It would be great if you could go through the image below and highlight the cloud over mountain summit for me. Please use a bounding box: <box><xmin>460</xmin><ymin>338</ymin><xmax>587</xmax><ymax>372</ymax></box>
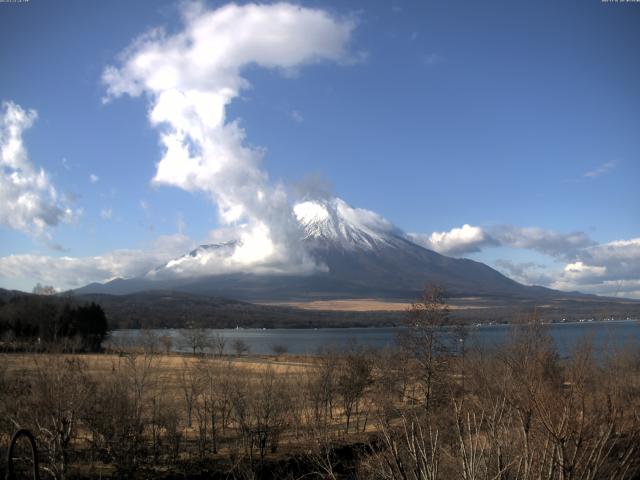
<box><xmin>103</xmin><ymin>2</ymin><xmax>355</xmax><ymax>276</ymax></box>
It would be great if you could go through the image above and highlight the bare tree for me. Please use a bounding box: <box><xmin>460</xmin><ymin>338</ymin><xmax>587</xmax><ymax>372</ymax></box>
<box><xmin>180</xmin><ymin>326</ymin><xmax>211</xmax><ymax>355</ymax></box>
<box><xmin>83</xmin><ymin>351</ymin><xmax>158</xmax><ymax>476</ymax></box>
<box><xmin>232</xmin><ymin>338</ymin><xmax>250</xmax><ymax>357</ymax></box>
<box><xmin>307</xmin><ymin>348</ymin><xmax>339</xmax><ymax>428</ymax></box>
<box><xmin>140</xmin><ymin>329</ymin><xmax>159</xmax><ymax>354</ymax></box>
<box><xmin>212</xmin><ymin>332</ymin><xmax>226</xmax><ymax>357</ymax></box>
<box><xmin>401</xmin><ymin>284</ymin><xmax>450</xmax><ymax>411</ymax></box>
<box><xmin>364</xmin><ymin>411</ymin><xmax>440</xmax><ymax>480</ymax></box>
<box><xmin>271</xmin><ymin>343</ymin><xmax>288</xmax><ymax>359</ymax></box>
<box><xmin>337</xmin><ymin>344</ymin><xmax>373</xmax><ymax>433</ymax></box>
<box><xmin>230</xmin><ymin>366</ymin><xmax>291</xmax><ymax>463</ymax></box>
<box><xmin>30</xmin><ymin>356</ymin><xmax>94</xmax><ymax>480</ymax></box>
<box><xmin>373</xmin><ymin>346</ymin><xmax>411</xmax><ymax>413</ymax></box>
<box><xmin>178</xmin><ymin>360</ymin><xmax>202</xmax><ymax>428</ymax></box>
<box><xmin>192</xmin><ymin>358</ymin><xmax>234</xmax><ymax>456</ymax></box>
<box><xmin>159</xmin><ymin>334</ymin><xmax>173</xmax><ymax>355</ymax></box>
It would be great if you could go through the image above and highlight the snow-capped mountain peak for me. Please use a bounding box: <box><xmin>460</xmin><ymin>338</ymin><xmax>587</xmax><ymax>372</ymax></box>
<box><xmin>293</xmin><ymin>197</ymin><xmax>402</xmax><ymax>250</ymax></box>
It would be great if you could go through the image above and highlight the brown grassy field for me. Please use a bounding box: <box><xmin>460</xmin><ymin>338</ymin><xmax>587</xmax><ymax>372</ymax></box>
<box><xmin>1</xmin><ymin>351</ymin><xmax>316</xmax><ymax>377</ymax></box>
<box><xmin>261</xmin><ymin>297</ymin><xmax>492</xmax><ymax>311</ymax></box>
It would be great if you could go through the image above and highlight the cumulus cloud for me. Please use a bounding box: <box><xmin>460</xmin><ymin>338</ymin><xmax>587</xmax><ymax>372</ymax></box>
<box><xmin>496</xmin><ymin>235</ymin><xmax>640</xmax><ymax>292</ymax></box>
<box><xmin>0</xmin><ymin>234</ymin><xmax>195</xmax><ymax>290</ymax></box>
<box><xmin>89</xmin><ymin>174</ymin><xmax>99</xmax><ymax>183</ymax></box>
<box><xmin>551</xmin><ymin>238</ymin><xmax>640</xmax><ymax>296</ymax></box>
<box><xmin>582</xmin><ymin>238</ymin><xmax>640</xmax><ymax>280</ymax></box>
<box><xmin>560</xmin><ymin>261</ymin><xmax>607</xmax><ymax>283</ymax></box>
<box><xmin>0</xmin><ymin>101</ymin><xmax>74</xmax><ymax>237</ymax></box>
<box><xmin>102</xmin><ymin>2</ymin><xmax>354</xmax><ymax>276</ymax></box>
<box><xmin>492</xmin><ymin>235</ymin><xmax>640</xmax><ymax>298</ymax></box>
<box><xmin>409</xmin><ymin>223</ymin><xmax>640</xmax><ymax>297</ymax></box>
<box><xmin>408</xmin><ymin>224</ymin><xmax>497</xmax><ymax>256</ymax></box>
<box><xmin>410</xmin><ymin>223</ymin><xmax>594</xmax><ymax>259</ymax></box>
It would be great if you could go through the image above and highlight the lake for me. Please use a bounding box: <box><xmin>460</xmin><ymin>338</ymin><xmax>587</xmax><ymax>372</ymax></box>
<box><xmin>110</xmin><ymin>319</ymin><xmax>640</xmax><ymax>357</ymax></box>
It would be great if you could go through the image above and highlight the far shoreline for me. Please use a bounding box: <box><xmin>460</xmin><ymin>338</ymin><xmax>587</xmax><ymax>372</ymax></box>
<box><xmin>110</xmin><ymin>317</ymin><xmax>639</xmax><ymax>331</ymax></box>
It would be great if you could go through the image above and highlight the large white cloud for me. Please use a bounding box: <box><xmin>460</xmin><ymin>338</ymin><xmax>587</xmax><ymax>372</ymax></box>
<box><xmin>0</xmin><ymin>234</ymin><xmax>195</xmax><ymax>290</ymax></box>
<box><xmin>581</xmin><ymin>238</ymin><xmax>640</xmax><ymax>281</ymax></box>
<box><xmin>491</xmin><ymin>238</ymin><xmax>640</xmax><ymax>298</ymax></box>
<box><xmin>410</xmin><ymin>223</ymin><xmax>593</xmax><ymax>259</ymax></box>
<box><xmin>409</xmin><ymin>223</ymin><xmax>639</xmax><ymax>298</ymax></box>
<box><xmin>0</xmin><ymin>101</ymin><xmax>74</xmax><ymax>237</ymax></box>
<box><xmin>551</xmin><ymin>238</ymin><xmax>640</xmax><ymax>297</ymax></box>
<box><xmin>103</xmin><ymin>2</ymin><xmax>354</xmax><ymax>276</ymax></box>
<box><xmin>408</xmin><ymin>224</ymin><xmax>497</xmax><ymax>256</ymax></box>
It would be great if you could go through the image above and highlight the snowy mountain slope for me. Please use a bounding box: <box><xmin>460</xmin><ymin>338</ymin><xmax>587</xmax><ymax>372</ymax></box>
<box><xmin>293</xmin><ymin>198</ymin><xmax>403</xmax><ymax>250</ymax></box>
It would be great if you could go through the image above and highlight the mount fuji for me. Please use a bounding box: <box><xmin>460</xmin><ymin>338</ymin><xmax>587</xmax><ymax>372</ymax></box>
<box><xmin>75</xmin><ymin>198</ymin><xmax>568</xmax><ymax>301</ymax></box>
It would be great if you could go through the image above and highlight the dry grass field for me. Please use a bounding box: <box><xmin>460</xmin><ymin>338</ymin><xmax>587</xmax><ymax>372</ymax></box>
<box><xmin>261</xmin><ymin>297</ymin><xmax>492</xmax><ymax>311</ymax></box>
<box><xmin>1</xmin><ymin>351</ymin><xmax>316</xmax><ymax>378</ymax></box>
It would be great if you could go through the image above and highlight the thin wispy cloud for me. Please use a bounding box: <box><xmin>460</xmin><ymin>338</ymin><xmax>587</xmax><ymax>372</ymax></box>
<box><xmin>176</xmin><ymin>212</ymin><xmax>186</xmax><ymax>235</ymax></box>
<box><xmin>565</xmin><ymin>160</ymin><xmax>618</xmax><ymax>183</ymax></box>
<box><xmin>100</xmin><ymin>208</ymin><xmax>113</xmax><ymax>220</ymax></box>
<box><xmin>583</xmin><ymin>160</ymin><xmax>617</xmax><ymax>179</ymax></box>
<box><xmin>494</xmin><ymin>259</ymin><xmax>552</xmax><ymax>286</ymax></box>
<box><xmin>421</xmin><ymin>53</ymin><xmax>442</xmax><ymax>67</ymax></box>
<box><xmin>290</xmin><ymin>110</ymin><xmax>304</xmax><ymax>123</ymax></box>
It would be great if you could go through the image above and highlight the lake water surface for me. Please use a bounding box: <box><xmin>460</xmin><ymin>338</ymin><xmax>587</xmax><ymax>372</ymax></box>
<box><xmin>110</xmin><ymin>319</ymin><xmax>640</xmax><ymax>357</ymax></box>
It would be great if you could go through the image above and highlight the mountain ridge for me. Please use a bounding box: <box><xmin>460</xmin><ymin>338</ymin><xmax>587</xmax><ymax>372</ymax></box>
<box><xmin>73</xmin><ymin>197</ymin><xmax>601</xmax><ymax>302</ymax></box>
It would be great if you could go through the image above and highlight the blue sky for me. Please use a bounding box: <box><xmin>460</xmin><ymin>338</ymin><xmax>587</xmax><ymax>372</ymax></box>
<box><xmin>0</xmin><ymin>0</ymin><xmax>638</xmax><ymax>296</ymax></box>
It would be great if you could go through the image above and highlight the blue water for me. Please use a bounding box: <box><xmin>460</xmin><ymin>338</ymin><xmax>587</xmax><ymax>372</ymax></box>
<box><xmin>110</xmin><ymin>319</ymin><xmax>640</xmax><ymax>357</ymax></box>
